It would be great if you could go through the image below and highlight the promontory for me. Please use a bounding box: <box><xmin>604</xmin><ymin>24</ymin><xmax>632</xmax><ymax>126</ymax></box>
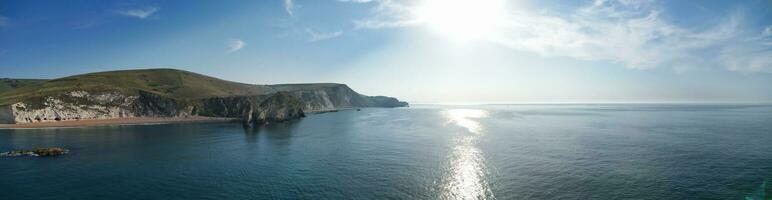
<box><xmin>0</xmin><ymin>68</ymin><xmax>408</xmax><ymax>126</ymax></box>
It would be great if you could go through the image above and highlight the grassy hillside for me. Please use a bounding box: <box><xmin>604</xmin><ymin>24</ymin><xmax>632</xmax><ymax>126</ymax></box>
<box><xmin>0</xmin><ymin>69</ymin><xmax>277</xmax><ymax>106</ymax></box>
<box><xmin>270</xmin><ymin>83</ymin><xmax>348</xmax><ymax>91</ymax></box>
<box><xmin>0</xmin><ymin>79</ymin><xmax>47</xmax><ymax>94</ymax></box>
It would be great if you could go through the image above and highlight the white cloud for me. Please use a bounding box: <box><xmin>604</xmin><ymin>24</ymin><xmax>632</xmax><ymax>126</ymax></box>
<box><xmin>117</xmin><ymin>7</ymin><xmax>160</xmax><ymax>19</ymax></box>
<box><xmin>227</xmin><ymin>39</ymin><xmax>246</xmax><ymax>53</ymax></box>
<box><xmin>284</xmin><ymin>0</ymin><xmax>295</xmax><ymax>16</ymax></box>
<box><xmin>351</xmin><ymin>0</ymin><xmax>772</xmax><ymax>73</ymax></box>
<box><xmin>306</xmin><ymin>29</ymin><xmax>343</xmax><ymax>42</ymax></box>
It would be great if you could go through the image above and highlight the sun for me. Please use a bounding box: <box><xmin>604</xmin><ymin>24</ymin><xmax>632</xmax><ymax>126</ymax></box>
<box><xmin>416</xmin><ymin>0</ymin><xmax>508</xmax><ymax>41</ymax></box>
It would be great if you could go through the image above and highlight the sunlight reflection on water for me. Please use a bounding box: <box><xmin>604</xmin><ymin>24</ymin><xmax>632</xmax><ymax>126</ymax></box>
<box><xmin>442</xmin><ymin>109</ymin><xmax>494</xmax><ymax>200</ymax></box>
<box><xmin>445</xmin><ymin>109</ymin><xmax>488</xmax><ymax>134</ymax></box>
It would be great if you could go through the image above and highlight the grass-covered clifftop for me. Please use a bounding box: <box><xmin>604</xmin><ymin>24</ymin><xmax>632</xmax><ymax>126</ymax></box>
<box><xmin>0</xmin><ymin>69</ymin><xmax>276</xmax><ymax>106</ymax></box>
<box><xmin>0</xmin><ymin>79</ymin><xmax>47</xmax><ymax>94</ymax></box>
<box><xmin>0</xmin><ymin>68</ymin><xmax>407</xmax><ymax>109</ymax></box>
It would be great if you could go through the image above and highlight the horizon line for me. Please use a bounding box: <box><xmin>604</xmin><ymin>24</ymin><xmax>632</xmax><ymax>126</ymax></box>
<box><xmin>408</xmin><ymin>102</ymin><xmax>772</xmax><ymax>105</ymax></box>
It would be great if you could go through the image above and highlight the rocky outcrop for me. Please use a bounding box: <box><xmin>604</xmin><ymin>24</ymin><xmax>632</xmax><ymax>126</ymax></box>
<box><xmin>131</xmin><ymin>90</ymin><xmax>192</xmax><ymax>117</ymax></box>
<box><xmin>199</xmin><ymin>93</ymin><xmax>305</xmax><ymax>126</ymax></box>
<box><xmin>251</xmin><ymin>92</ymin><xmax>305</xmax><ymax>124</ymax></box>
<box><xmin>366</xmin><ymin>96</ymin><xmax>409</xmax><ymax>108</ymax></box>
<box><xmin>1</xmin><ymin>147</ymin><xmax>69</xmax><ymax>157</ymax></box>
<box><xmin>197</xmin><ymin>95</ymin><xmax>264</xmax><ymax>118</ymax></box>
<box><xmin>271</xmin><ymin>84</ymin><xmax>408</xmax><ymax>112</ymax></box>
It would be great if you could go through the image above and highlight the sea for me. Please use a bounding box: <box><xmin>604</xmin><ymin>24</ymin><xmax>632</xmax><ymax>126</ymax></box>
<box><xmin>1</xmin><ymin>104</ymin><xmax>771</xmax><ymax>199</ymax></box>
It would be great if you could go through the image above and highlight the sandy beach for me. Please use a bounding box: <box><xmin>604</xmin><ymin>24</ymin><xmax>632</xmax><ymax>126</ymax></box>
<box><xmin>0</xmin><ymin>117</ymin><xmax>239</xmax><ymax>129</ymax></box>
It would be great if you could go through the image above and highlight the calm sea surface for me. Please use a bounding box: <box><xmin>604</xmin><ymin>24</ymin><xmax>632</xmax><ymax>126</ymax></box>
<box><xmin>1</xmin><ymin>104</ymin><xmax>772</xmax><ymax>199</ymax></box>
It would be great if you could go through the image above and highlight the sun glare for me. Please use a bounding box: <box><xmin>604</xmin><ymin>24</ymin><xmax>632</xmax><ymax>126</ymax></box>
<box><xmin>416</xmin><ymin>0</ymin><xmax>508</xmax><ymax>40</ymax></box>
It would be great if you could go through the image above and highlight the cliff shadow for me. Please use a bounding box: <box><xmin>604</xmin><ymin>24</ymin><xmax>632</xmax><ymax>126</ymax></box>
<box><xmin>0</xmin><ymin>105</ymin><xmax>15</xmax><ymax>124</ymax></box>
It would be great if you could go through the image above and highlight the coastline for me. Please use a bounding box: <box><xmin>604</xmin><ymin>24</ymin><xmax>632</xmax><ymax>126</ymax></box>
<box><xmin>0</xmin><ymin>117</ymin><xmax>239</xmax><ymax>129</ymax></box>
<box><xmin>0</xmin><ymin>109</ymin><xmax>361</xmax><ymax>129</ymax></box>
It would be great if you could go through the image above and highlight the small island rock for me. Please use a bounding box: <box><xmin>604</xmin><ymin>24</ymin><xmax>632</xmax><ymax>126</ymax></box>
<box><xmin>1</xmin><ymin>147</ymin><xmax>69</xmax><ymax>157</ymax></box>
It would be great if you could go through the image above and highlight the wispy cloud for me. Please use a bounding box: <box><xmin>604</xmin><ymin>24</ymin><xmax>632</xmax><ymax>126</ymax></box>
<box><xmin>227</xmin><ymin>39</ymin><xmax>246</xmax><ymax>53</ymax></box>
<box><xmin>306</xmin><ymin>29</ymin><xmax>343</xmax><ymax>42</ymax></box>
<box><xmin>284</xmin><ymin>0</ymin><xmax>295</xmax><ymax>16</ymax></box>
<box><xmin>762</xmin><ymin>25</ymin><xmax>772</xmax><ymax>46</ymax></box>
<box><xmin>0</xmin><ymin>16</ymin><xmax>9</xmax><ymax>28</ymax></box>
<box><xmin>764</xmin><ymin>25</ymin><xmax>772</xmax><ymax>37</ymax></box>
<box><xmin>350</xmin><ymin>0</ymin><xmax>419</xmax><ymax>29</ymax></box>
<box><xmin>350</xmin><ymin>0</ymin><xmax>772</xmax><ymax>73</ymax></box>
<box><xmin>117</xmin><ymin>6</ymin><xmax>160</xmax><ymax>19</ymax></box>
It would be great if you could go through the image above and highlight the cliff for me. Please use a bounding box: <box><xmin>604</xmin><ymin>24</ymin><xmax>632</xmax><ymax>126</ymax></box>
<box><xmin>0</xmin><ymin>68</ymin><xmax>407</xmax><ymax>125</ymax></box>
<box><xmin>270</xmin><ymin>83</ymin><xmax>408</xmax><ymax>112</ymax></box>
<box><xmin>251</xmin><ymin>92</ymin><xmax>306</xmax><ymax>124</ymax></box>
<box><xmin>195</xmin><ymin>92</ymin><xmax>305</xmax><ymax>126</ymax></box>
<box><xmin>4</xmin><ymin>90</ymin><xmax>192</xmax><ymax>123</ymax></box>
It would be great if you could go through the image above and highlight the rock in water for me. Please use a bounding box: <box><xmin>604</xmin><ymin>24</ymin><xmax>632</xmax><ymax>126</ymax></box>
<box><xmin>0</xmin><ymin>151</ymin><xmax>36</xmax><ymax>157</ymax></box>
<box><xmin>1</xmin><ymin>147</ymin><xmax>69</xmax><ymax>157</ymax></box>
<box><xmin>33</xmin><ymin>147</ymin><xmax>69</xmax><ymax>156</ymax></box>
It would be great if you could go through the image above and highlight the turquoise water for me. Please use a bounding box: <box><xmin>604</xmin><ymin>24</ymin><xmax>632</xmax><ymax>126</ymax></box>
<box><xmin>1</xmin><ymin>104</ymin><xmax>772</xmax><ymax>199</ymax></box>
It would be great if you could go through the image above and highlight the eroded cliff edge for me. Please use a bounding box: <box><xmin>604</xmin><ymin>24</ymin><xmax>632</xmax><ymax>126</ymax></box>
<box><xmin>271</xmin><ymin>83</ymin><xmax>407</xmax><ymax>112</ymax></box>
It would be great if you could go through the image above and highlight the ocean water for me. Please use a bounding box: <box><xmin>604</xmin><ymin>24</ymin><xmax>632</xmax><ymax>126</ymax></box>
<box><xmin>1</xmin><ymin>104</ymin><xmax>772</xmax><ymax>199</ymax></box>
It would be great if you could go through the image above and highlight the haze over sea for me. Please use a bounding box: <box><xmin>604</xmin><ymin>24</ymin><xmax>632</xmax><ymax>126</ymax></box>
<box><xmin>2</xmin><ymin>104</ymin><xmax>771</xmax><ymax>199</ymax></box>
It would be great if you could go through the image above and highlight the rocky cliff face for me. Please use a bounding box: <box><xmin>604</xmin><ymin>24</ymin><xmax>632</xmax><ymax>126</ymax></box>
<box><xmin>0</xmin><ymin>83</ymin><xmax>406</xmax><ymax>125</ymax></box>
<box><xmin>366</xmin><ymin>96</ymin><xmax>410</xmax><ymax>108</ymax></box>
<box><xmin>271</xmin><ymin>84</ymin><xmax>408</xmax><ymax>112</ymax></box>
<box><xmin>251</xmin><ymin>92</ymin><xmax>305</xmax><ymax>124</ymax></box>
<box><xmin>131</xmin><ymin>91</ymin><xmax>193</xmax><ymax>118</ymax></box>
<box><xmin>197</xmin><ymin>93</ymin><xmax>305</xmax><ymax>126</ymax></box>
<box><xmin>2</xmin><ymin>90</ymin><xmax>191</xmax><ymax>124</ymax></box>
<box><xmin>197</xmin><ymin>95</ymin><xmax>263</xmax><ymax>118</ymax></box>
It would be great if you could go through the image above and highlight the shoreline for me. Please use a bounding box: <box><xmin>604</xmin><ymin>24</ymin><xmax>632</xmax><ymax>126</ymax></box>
<box><xmin>0</xmin><ymin>108</ymin><xmax>364</xmax><ymax>129</ymax></box>
<box><xmin>0</xmin><ymin>117</ymin><xmax>239</xmax><ymax>129</ymax></box>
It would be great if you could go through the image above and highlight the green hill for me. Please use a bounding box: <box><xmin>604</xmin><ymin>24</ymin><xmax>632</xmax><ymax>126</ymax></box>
<box><xmin>0</xmin><ymin>69</ymin><xmax>277</xmax><ymax>106</ymax></box>
<box><xmin>0</xmin><ymin>78</ymin><xmax>47</xmax><ymax>94</ymax></box>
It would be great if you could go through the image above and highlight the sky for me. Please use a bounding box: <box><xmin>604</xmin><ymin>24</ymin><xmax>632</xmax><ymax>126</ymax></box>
<box><xmin>1</xmin><ymin>0</ymin><xmax>772</xmax><ymax>103</ymax></box>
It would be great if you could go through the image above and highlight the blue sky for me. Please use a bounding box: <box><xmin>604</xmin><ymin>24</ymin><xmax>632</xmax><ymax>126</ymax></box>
<box><xmin>1</xmin><ymin>0</ymin><xmax>772</xmax><ymax>103</ymax></box>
